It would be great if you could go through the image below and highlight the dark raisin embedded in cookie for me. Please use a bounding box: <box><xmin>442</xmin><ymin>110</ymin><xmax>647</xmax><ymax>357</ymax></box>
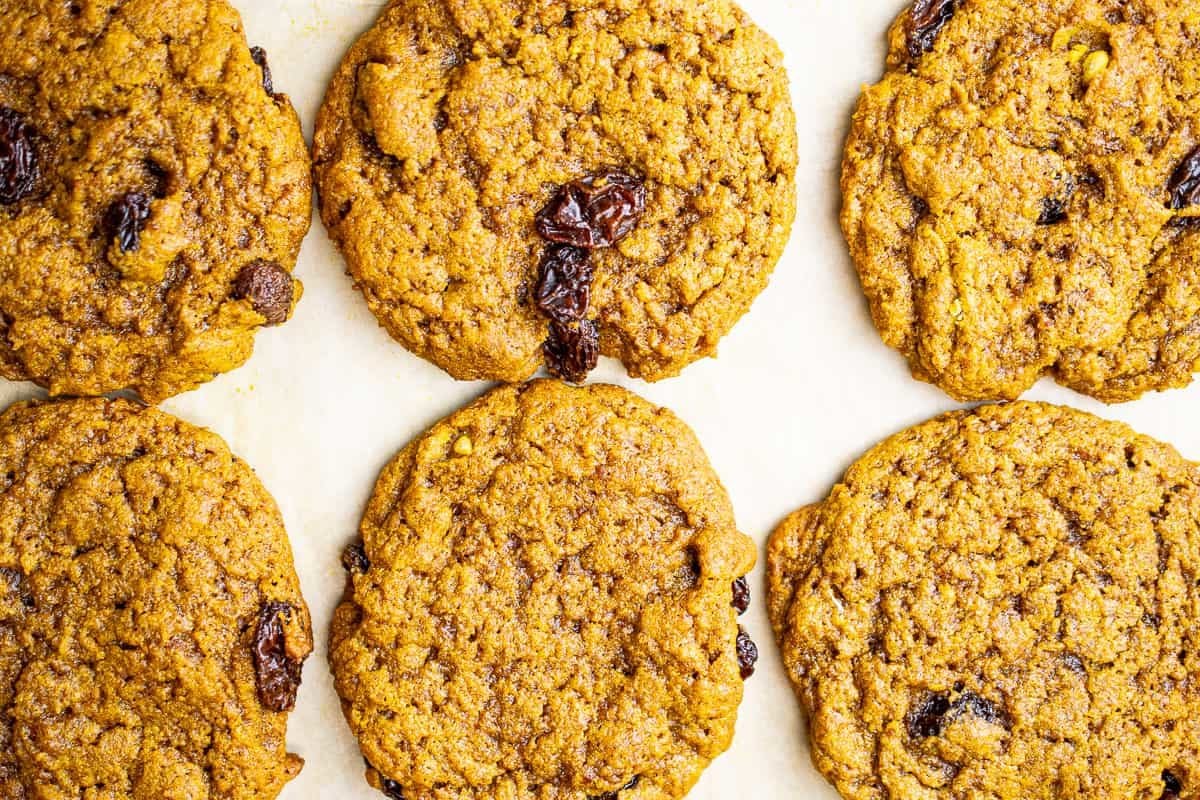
<box><xmin>536</xmin><ymin>244</ymin><xmax>593</xmax><ymax>324</ymax></box>
<box><xmin>590</xmin><ymin>776</ymin><xmax>640</xmax><ymax>800</ymax></box>
<box><xmin>1168</xmin><ymin>146</ymin><xmax>1200</xmax><ymax>211</ymax></box>
<box><xmin>908</xmin><ymin>0</ymin><xmax>958</xmax><ymax>61</ymax></box>
<box><xmin>105</xmin><ymin>192</ymin><xmax>153</xmax><ymax>253</ymax></box>
<box><xmin>0</xmin><ymin>107</ymin><xmax>37</xmax><ymax>205</ymax></box>
<box><xmin>1037</xmin><ymin>197</ymin><xmax>1068</xmax><ymax>225</ymax></box>
<box><xmin>904</xmin><ymin>690</ymin><xmax>1009</xmax><ymax>739</ymax></box>
<box><xmin>379</xmin><ymin>776</ymin><xmax>405</xmax><ymax>800</ymax></box>
<box><xmin>253</xmin><ymin>601</ymin><xmax>304</xmax><ymax>712</ymax></box>
<box><xmin>233</xmin><ymin>260</ymin><xmax>295</xmax><ymax>325</ymax></box>
<box><xmin>342</xmin><ymin>541</ymin><xmax>370</xmax><ymax>574</ymax></box>
<box><xmin>732</xmin><ymin>576</ymin><xmax>751</xmax><ymax>614</ymax></box>
<box><xmin>736</xmin><ymin>626</ymin><xmax>758</xmax><ymax>679</ymax></box>
<box><xmin>250</xmin><ymin>46</ymin><xmax>276</xmax><ymax>96</ymax></box>
<box><xmin>536</xmin><ymin>172</ymin><xmax>646</xmax><ymax>249</ymax></box>
<box><xmin>1162</xmin><ymin>770</ymin><xmax>1183</xmax><ymax>800</ymax></box>
<box><xmin>544</xmin><ymin>319</ymin><xmax>599</xmax><ymax>384</ymax></box>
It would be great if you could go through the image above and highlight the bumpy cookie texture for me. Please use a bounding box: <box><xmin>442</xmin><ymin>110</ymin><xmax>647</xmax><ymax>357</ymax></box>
<box><xmin>0</xmin><ymin>398</ymin><xmax>312</xmax><ymax>799</ymax></box>
<box><xmin>0</xmin><ymin>0</ymin><xmax>310</xmax><ymax>403</ymax></box>
<box><xmin>767</xmin><ymin>402</ymin><xmax>1200</xmax><ymax>800</ymax></box>
<box><xmin>842</xmin><ymin>0</ymin><xmax>1200</xmax><ymax>402</ymax></box>
<box><xmin>313</xmin><ymin>0</ymin><xmax>797</xmax><ymax>383</ymax></box>
<box><xmin>331</xmin><ymin>380</ymin><xmax>756</xmax><ymax>800</ymax></box>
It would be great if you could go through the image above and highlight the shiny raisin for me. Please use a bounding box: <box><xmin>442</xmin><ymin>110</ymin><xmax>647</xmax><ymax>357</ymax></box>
<box><xmin>731</xmin><ymin>576</ymin><xmax>750</xmax><ymax>615</ymax></box>
<box><xmin>379</xmin><ymin>776</ymin><xmax>405</xmax><ymax>800</ymax></box>
<box><xmin>536</xmin><ymin>171</ymin><xmax>646</xmax><ymax>249</ymax></box>
<box><xmin>589</xmin><ymin>776</ymin><xmax>640</xmax><ymax>800</ymax></box>
<box><xmin>905</xmin><ymin>689</ymin><xmax>1009</xmax><ymax>739</ymax></box>
<box><xmin>1163</xmin><ymin>771</ymin><xmax>1183</xmax><ymax>800</ymax></box>
<box><xmin>1168</xmin><ymin>146</ymin><xmax>1200</xmax><ymax>211</ymax></box>
<box><xmin>1038</xmin><ymin>197</ymin><xmax>1068</xmax><ymax>225</ymax></box>
<box><xmin>544</xmin><ymin>319</ymin><xmax>599</xmax><ymax>384</ymax></box>
<box><xmin>105</xmin><ymin>192</ymin><xmax>152</xmax><ymax>253</ymax></box>
<box><xmin>342</xmin><ymin>542</ymin><xmax>370</xmax><ymax>574</ymax></box>
<box><xmin>252</xmin><ymin>602</ymin><xmax>304</xmax><ymax>712</ymax></box>
<box><xmin>0</xmin><ymin>107</ymin><xmax>38</xmax><ymax>205</ymax></box>
<box><xmin>908</xmin><ymin>0</ymin><xmax>958</xmax><ymax>61</ymax></box>
<box><xmin>736</xmin><ymin>626</ymin><xmax>758</xmax><ymax>679</ymax></box>
<box><xmin>250</xmin><ymin>46</ymin><xmax>276</xmax><ymax>96</ymax></box>
<box><xmin>536</xmin><ymin>244</ymin><xmax>593</xmax><ymax>324</ymax></box>
<box><xmin>233</xmin><ymin>260</ymin><xmax>294</xmax><ymax>325</ymax></box>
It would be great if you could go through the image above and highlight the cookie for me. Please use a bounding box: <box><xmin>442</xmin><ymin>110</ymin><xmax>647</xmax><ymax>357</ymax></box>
<box><xmin>842</xmin><ymin>0</ymin><xmax>1200</xmax><ymax>403</ymax></box>
<box><xmin>0</xmin><ymin>0</ymin><xmax>311</xmax><ymax>403</ymax></box>
<box><xmin>313</xmin><ymin>0</ymin><xmax>796</xmax><ymax>384</ymax></box>
<box><xmin>331</xmin><ymin>380</ymin><xmax>757</xmax><ymax>800</ymax></box>
<box><xmin>0</xmin><ymin>398</ymin><xmax>312</xmax><ymax>798</ymax></box>
<box><xmin>767</xmin><ymin>402</ymin><xmax>1199</xmax><ymax>800</ymax></box>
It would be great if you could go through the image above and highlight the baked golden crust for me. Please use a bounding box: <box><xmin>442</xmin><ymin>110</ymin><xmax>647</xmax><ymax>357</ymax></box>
<box><xmin>0</xmin><ymin>398</ymin><xmax>312</xmax><ymax>799</ymax></box>
<box><xmin>331</xmin><ymin>380</ymin><xmax>756</xmax><ymax>800</ymax></box>
<box><xmin>313</xmin><ymin>0</ymin><xmax>796</xmax><ymax>383</ymax></box>
<box><xmin>0</xmin><ymin>0</ymin><xmax>310</xmax><ymax>402</ymax></box>
<box><xmin>768</xmin><ymin>401</ymin><xmax>1200</xmax><ymax>800</ymax></box>
<box><xmin>842</xmin><ymin>0</ymin><xmax>1200</xmax><ymax>402</ymax></box>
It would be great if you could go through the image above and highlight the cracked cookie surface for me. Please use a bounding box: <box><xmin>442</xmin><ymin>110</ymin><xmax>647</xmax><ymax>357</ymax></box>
<box><xmin>0</xmin><ymin>0</ymin><xmax>310</xmax><ymax>402</ymax></box>
<box><xmin>313</xmin><ymin>0</ymin><xmax>796</xmax><ymax>383</ymax></box>
<box><xmin>331</xmin><ymin>380</ymin><xmax>756</xmax><ymax>800</ymax></box>
<box><xmin>767</xmin><ymin>402</ymin><xmax>1200</xmax><ymax>800</ymax></box>
<box><xmin>0</xmin><ymin>397</ymin><xmax>312</xmax><ymax>799</ymax></box>
<box><xmin>842</xmin><ymin>0</ymin><xmax>1200</xmax><ymax>402</ymax></box>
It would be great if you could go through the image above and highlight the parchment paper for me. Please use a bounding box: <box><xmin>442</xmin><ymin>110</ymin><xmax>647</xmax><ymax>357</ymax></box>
<box><xmin>3</xmin><ymin>1</ymin><xmax>1197</xmax><ymax>797</ymax></box>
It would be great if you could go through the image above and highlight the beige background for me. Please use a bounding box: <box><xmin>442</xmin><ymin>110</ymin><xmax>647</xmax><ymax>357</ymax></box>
<box><xmin>2</xmin><ymin>0</ymin><xmax>1198</xmax><ymax>797</ymax></box>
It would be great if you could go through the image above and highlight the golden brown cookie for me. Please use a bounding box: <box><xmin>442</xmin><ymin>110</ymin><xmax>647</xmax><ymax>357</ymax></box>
<box><xmin>313</xmin><ymin>0</ymin><xmax>796</xmax><ymax>384</ymax></box>
<box><xmin>842</xmin><ymin>0</ymin><xmax>1200</xmax><ymax>402</ymax></box>
<box><xmin>768</xmin><ymin>401</ymin><xmax>1200</xmax><ymax>800</ymax></box>
<box><xmin>331</xmin><ymin>380</ymin><xmax>757</xmax><ymax>800</ymax></box>
<box><xmin>0</xmin><ymin>398</ymin><xmax>312</xmax><ymax>799</ymax></box>
<box><xmin>0</xmin><ymin>0</ymin><xmax>310</xmax><ymax>403</ymax></box>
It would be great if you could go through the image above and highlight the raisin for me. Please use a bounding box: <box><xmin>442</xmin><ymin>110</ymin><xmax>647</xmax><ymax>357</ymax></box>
<box><xmin>1168</xmin><ymin>146</ymin><xmax>1200</xmax><ymax>211</ymax></box>
<box><xmin>1163</xmin><ymin>771</ymin><xmax>1183</xmax><ymax>800</ymax></box>
<box><xmin>536</xmin><ymin>171</ymin><xmax>646</xmax><ymax>249</ymax></box>
<box><xmin>379</xmin><ymin>776</ymin><xmax>405</xmax><ymax>800</ymax></box>
<box><xmin>731</xmin><ymin>576</ymin><xmax>750</xmax><ymax>615</ymax></box>
<box><xmin>736</xmin><ymin>626</ymin><xmax>758</xmax><ymax>679</ymax></box>
<box><xmin>536</xmin><ymin>244</ymin><xmax>593</xmax><ymax>324</ymax></box>
<box><xmin>1038</xmin><ymin>197</ymin><xmax>1068</xmax><ymax>225</ymax></box>
<box><xmin>233</xmin><ymin>260</ymin><xmax>294</xmax><ymax>325</ymax></box>
<box><xmin>105</xmin><ymin>192</ymin><xmax>152</xmax><ymax>253</ymax></box>
<box><xmin>250</xmin><ymin>46</ymin><xmax>276</xmax><ymax>96</ymax></box>
<box><xmin>905</xmin><ymin>689</ymin><xmax>1010</xmax><ymax>739</ymax></box>
<box><xmin>0</xmin><ymin>107</ymin><xmax>38</xmax><ymax>205</ymax></box>
<box><xmin>589</xmin><ymin>776</ymin><xmax>640</xmax><ymax>800</ymax></box>
<box><xmin>908</xmin><ymin>0</ymin><xmax>958</xmax><ymax>61</ymax></box>
<box><xmin>544</xmin><ymin>319</ymin><xmax>599</xmax><ymax>384</ymax></box>
<box><xmin>252</xmin><ymin>602</ymin><xmax>304</xmax><ymax>712</ymax></box>
<box><xmin>342</xmin><ymin>542</ymin><xmax>370</xmax><ymax>574</ymax></box>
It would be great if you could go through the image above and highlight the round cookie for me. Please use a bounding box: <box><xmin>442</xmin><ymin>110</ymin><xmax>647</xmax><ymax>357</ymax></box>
<box><xmin>842</xmin><ymin>0</ymin><xmax>1200</xmax><ymax>403</ymax></box>
<box><xmin>313</xmin><ymin>0</ymin><xmax>796</xmax><ymax>384</ymax></box>
<box><xmin>331</xmin><ymin>380</ymin><xmax>757</xmax><ymax>800</ymax></box>
<box><xmin>0</xmin><ymin>0</ymin><xmax>311</xmax><ymax>403</ymax></box>
<box><xmin>0</xmin><ymin>398</ymin><xmax>312</xmax><ymax>799</ymax></box>
<box><xmin>767</xmin><ymin>402</ymin><xmax>1200</xmax><ymax>800</ymax></box>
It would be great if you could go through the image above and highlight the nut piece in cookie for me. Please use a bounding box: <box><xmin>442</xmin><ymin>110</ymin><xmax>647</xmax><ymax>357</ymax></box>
<box><xmin>330</xmin><ymin>380</ymin><xmax>757</xmax><ymax>800</ymax></box>
<box><xmin>768</xmin><ymin>401</ymin><xmax>1200</xmax><ymax>799</ymax></box>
